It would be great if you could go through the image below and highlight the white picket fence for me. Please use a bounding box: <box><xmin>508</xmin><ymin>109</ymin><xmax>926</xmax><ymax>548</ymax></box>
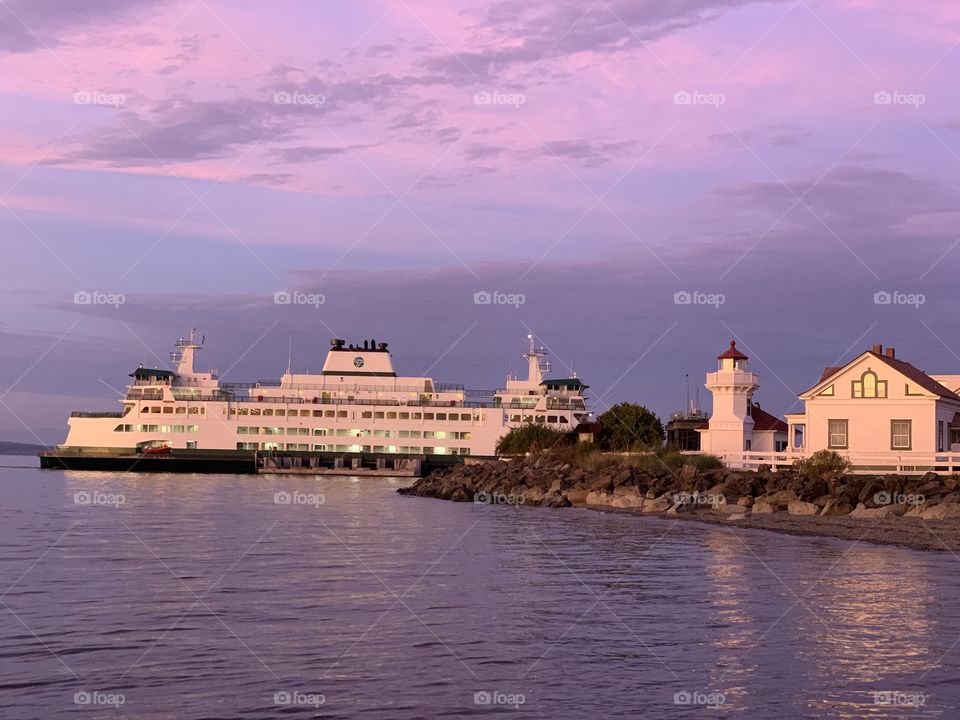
<box><xmin>682</xmin><ymin>451</ymin><xmax>960</xmax><ymax>475</ymax></box>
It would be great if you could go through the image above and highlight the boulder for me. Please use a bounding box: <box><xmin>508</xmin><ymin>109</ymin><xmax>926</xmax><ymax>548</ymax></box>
<box><xmin>585</xmin><ymin>490</ymin><xmax>612</xmax><ymax>506</ymax></box>
<box><xmin>565</xmin><ymin>488</ymin><xmax>589</xmax><ymax>505</ymax></box>
<box><xmin>921</xmin><ymin>502</ymin><xmax>960</xmax><ymax>520</ymax></box>
<box><xmin>849</xmin><ymin>503</ymin><xmax>894</xmax><ymax>519</ymax></box>
<box><xmin>726</xmin><ymin>512</ymin><xmax>748</xmax><ymax>521</ymax></box>
<box><xmin>752</xmin><ymin>499</ymin><xmax>776</xmax><ymax>514</ymax></box>
<box><xmin>820</xmin><ymin>498</ymin><xmax>852</xmax><ymax>516</ymax></box>
<box><xmin>642</xmin><ymin>494</ymin><xmax>674</xmax><ymax>513</ymax></box>
<box><xmin>759</xmin><ymin>490</ymin><xmax>796</xmax><ymax>509</ymax></box>
<box><xmin>787</xmin><ymin>500</ymin><xmax>819</xmax><ymax>516</ymax></box>
<box><xmin>737</xmin><ymin>496</ymin><xmax>754</xmax><ymax>508</ymax></box>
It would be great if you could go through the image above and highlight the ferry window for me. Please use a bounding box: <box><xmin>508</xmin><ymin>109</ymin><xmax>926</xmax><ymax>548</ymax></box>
<box><xmin>163</xmin><ymin>407</ymin><xmax>173</xmax><ymax>414</ymax></box>
<box><xmin>461</xmin><ymin>432</ymin><xmax>472</xmax><ymax>440</ymax></box>
<box><xmin>362</xmin><ymin>411</ymin><xmax>373</xmax><ymax>419</ymax></box>
<box><xmin>325</xmin><ymin>410</ymin><xmax>335</xmax><ymax>417</ymax></box>
<box><xmin>238</xmin><ymin>427</ymin><xmax>248</xmax><ymax>434</ymax></box>
<box><xmin>173</xmin><ymin>425</ymin><xmax>184</xmax><ymax>433</ymax></box>
<box><xmin>522</xmin><ymin>415</ymin><xmax>533</xmax><ymax>423</ymax></box>
<box><xmin>249</xmin><ymin>408</ymin><xmax>260</xmax><ymax>416</ymax></box>
<box><xmin>473</xmin><ymin>414</ymin><xmax>481</xmax><ymax>422</ymax></box>
<box><xmin>187</xmin><ymin>425</ymin><xmax>199</xmax><ymax>433</ymax></box>
<box><xmin>559</xmin><ymin>417</ymin><xmax>568</xmax><ymax>423</ymax></box>
<box><xmin>113</xmin><ymin>425</ymin><xmax>124</xmax><ymax>432</ymax></box>
<box><xmin>375</xmin><ymin>412</ymin><xmax>385</xmax><ymax>419</ymax></box>
<box><xmin>387</xmin><ymin>412</ymin><xmax>397</xmax><ymax>419</ymax></box>
<box><xmin>548</xmin><ymin>416</ymin><xmax>558</xmax><ymax>423</ymax></box>
<box><xmin>337</xmin><ymin>411</ymin><xmax>347</xmax><ymax>418</ymax></box>
<box><xmin>299</xmin><ymin>410</ymin><xmax>309</xmax><ymax>417</ymax></box>
<box><xmin>313</xmin><ymin>428</ymin><xmax>327</xmax><ymax>436</ymax></box>
<box><xmin>422</xmin><ymin>446</ymin><xmax>433</xmax><ymax>454</ymax></box>
<box><xmin>424</xmin><ymin>413</ymin><xmax>434</xmax><ymax>420</ymax></box>
<box><xmin>276</xmin><ymin>409</ymin><xmax>285</xmax><ymax>417</ymax></box>
<box><xmin>460</xmin><ymin>448</ymin><xmax>470</xmax><ymax>456</ymax></box>
<box><xmin>238</xmin><ymin>408</ymin><xmax>248</xmax><ymax>416</ymax></box>
<box><xmin>399</xmin><ymin>412</ymin><xmax>410</xmax><ymax>420</ymax></box>
<box><xmin>436</xmin><ymin>413</ymin><xmax>446</xmax><ymax>420</ymax></box>
<box><xmin>176</xmin><ymin>407</ymin><xmax>186</xmax><ymax>414</ymax></box>
<box><xmin>186</xmin><ymin>441</ymin><xmax>197</xmax><ymax>449</ymax></box>
<box><xmin>200</xmin><ymin>408</ymin><xmax>205</xmax><ymax>415</ymax></box>
<box><xmin>263</xmin><ymin>409</ymin><xmax>273</xmax><ymax>416</ymax></box>
<box><xmin>412</xmin><ymin>413</ymin><xmax>422</xmax><ymax>420</ymax></box>
<box><xmin>151</xmin><ymin>407</ymin><xmax>161</xmax><ymax>413</ymax></box>
<box><xmin>312</xmin><ymin>410</ymin><xmax>322</xmax><ymax>417</ymax></box>
<box><xmin>424</xmin><ymin>431</ymin><xmax>435</xmax><ymax>439</ymax></box>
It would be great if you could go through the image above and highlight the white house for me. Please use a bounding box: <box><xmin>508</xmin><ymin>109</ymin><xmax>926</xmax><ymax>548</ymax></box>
<box><xmin>786</xmin><ymin>344</ymin><xmax>960</xmax><ymax>456</ymax></box>
<box><xmin>697</xmin><ymin>341</ymin><xmax>787</xmax><ymax>454</ymax></box>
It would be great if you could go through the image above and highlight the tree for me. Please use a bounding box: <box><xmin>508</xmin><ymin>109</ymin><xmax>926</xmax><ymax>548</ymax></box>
<box><xmin>496</xmin><ymin>424</ymin><xmax>567</xmax><ymax>456</ymax></box>
<box><xmin>596</xmin><ymin>403</ymin><xmax>664</xmax><ymax>452</ymax></box>
<box><xmin>793</xmin><ymin>449</ymin><xmax>851</xmax><ymax>480</ymax></box>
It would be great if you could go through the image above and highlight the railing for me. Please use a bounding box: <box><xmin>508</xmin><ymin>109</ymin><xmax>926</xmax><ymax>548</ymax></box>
<box><xmin>71</xmin><ymin>411</ymin><xmax>124</xmax><ymax>418</ymax></box>
<box><xmin>685</xmin><ymin>450</ymin><xmax>960</xmax><ymax>474</ymax></box>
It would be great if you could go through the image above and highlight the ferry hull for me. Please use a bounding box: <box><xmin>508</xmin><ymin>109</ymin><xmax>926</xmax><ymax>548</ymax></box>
<box><xmin>39</xmin><ymin>451</ymin><xmax>256</xmax><ymax>474</ymax></box>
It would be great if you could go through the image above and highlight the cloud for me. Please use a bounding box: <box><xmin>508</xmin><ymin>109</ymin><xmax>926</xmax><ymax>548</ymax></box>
<box><xmin>0</xmin><ymin>0</ymin><xmax>168</xmax><ymax>52</ymax></box>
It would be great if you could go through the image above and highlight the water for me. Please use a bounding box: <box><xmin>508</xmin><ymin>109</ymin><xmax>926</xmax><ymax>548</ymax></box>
<box><xmin>0</xmin><ymin>456</ymin><xmax>958</xmax><ymax>718</ymax></box>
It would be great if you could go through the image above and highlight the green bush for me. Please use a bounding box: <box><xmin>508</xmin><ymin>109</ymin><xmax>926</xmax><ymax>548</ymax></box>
<box><xmin>686</xmin><ymin>454</ymin><xmax>724</xmax><ymax>472</ymax></box>
<box><xmin>596</xmin><ymin>403</ymin><xmax>664</xmax><ymax>452</ymax></box>
<box><xmin>496</xmin><ymin>424</ymin><xmax>568</xmax><ymax>456</ymax></box>
<box><xmin>793</xmin><ymin>449</ymin><xmax>851</xmax><ymax>479</ymax></box>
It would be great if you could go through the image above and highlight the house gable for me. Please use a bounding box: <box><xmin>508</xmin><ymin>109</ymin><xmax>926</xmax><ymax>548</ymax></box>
<box><xmin>800</xmin><ymin>351</ymin><xmax>956</xmax><ymax>402</ymax></box>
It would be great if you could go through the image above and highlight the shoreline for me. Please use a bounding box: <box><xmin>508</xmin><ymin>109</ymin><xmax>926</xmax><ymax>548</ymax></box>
<box><xmin>399</xmin><ymin>453</ymin><xmax>960</xmax><ymax>552</ymax></box>
<box><xmin>587</xmin><ymin>504</ymin><xmax>960</xmax><ymax>552</ymax></box>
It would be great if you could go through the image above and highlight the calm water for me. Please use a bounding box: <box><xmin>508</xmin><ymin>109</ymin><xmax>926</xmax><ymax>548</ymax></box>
<box><xmin>1</xmin><ymin>455</ymin><xmax>958</xmax><ymax>718</ymax></box>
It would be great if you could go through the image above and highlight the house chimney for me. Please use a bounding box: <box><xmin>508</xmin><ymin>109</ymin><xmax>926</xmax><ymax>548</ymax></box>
<box><xmin>871</xmin><ymin>344</ymin><xmax>883</xmax><ymax>354</ymax></box>
<box><xmin>885</xmin><ymin>347</ymin><xmax>896</xmax><ymax>359</ymax></box>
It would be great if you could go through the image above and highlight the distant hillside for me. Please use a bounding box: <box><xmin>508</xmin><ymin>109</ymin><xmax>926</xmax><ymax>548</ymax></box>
<box><xmin>0</xmin><ymin>441</ymin><xmax>49</xmax><ymax>455</ymax></box>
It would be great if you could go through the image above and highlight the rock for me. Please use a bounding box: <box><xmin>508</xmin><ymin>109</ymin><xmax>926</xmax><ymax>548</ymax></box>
<box><xmin>849</xmin><ymin>503</ymin><xmax>893</xmax><ymax>519</ymax></box>
<box><xmin>820</xmin><ymin>498</ymin><xmax>852</xmax><ymax>516</ymax></box>
<box><xmin>726</xmin><ymin>512</ymin><xmax>748</xmax><ymax>521</ymax></box>
<box><xmin>449</xmin><ymin>488</ymin><xmax>471</xmax><ymax>503</ymax></box>
<box><xmin>679</xmin><ymin>464</ymin><xmax>698</xmax><ymax>482</ymax></box>
<box><xmin>752</xmin><ymin>500</ymin><xmax>775</xmax><ymax>514</ymax></box>
<box><xmin>565</xmin><ymin>488</ymin><xmax>589</xmax><ymax>505</ymax></box>
<box><xmin>921</xmin><ymin>502</ymin><xmax>960</xmax><ymax>520</ymax></box>
<box><xmin>643</xmin><ymin>494</ymin><xmax>674</xmax><ymax>513</ymax></box>
<box><xmin>585</xmin><ymin>490</ymin><xmax>611</xmax><ymax>506</ymax></box>
<box><xmin>764</xmin><ymin>490</ymin><xmax>798</xmax><ymax>508</ymax></box>
<box><xmin>522</xmin><ymin>486</ymin><xmax>545</xmax><ymax>505</ymax></box>
<box><xmin>737</xmin><ymin>496</ymin><xmax>754</xmax><ymax>508</ymax></box>
<box><xmin>787</xmin><ymin>500</ymin><xmax>819</xmax><ymax>516</ymax></box>
<box><xmin>543</xmin><ymin>493</ymin><xmax>571</xmax><ymax>508</ymax></box>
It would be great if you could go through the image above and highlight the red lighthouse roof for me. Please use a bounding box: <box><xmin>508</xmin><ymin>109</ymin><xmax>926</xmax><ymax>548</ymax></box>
<box><xmin>718</xmin><ymin>340</ymin><xmax>748</xmax><ymax>361</ymax></box>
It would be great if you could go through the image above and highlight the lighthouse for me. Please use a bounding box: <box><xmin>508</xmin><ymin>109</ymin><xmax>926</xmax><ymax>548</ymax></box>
<box><xmin>699</xmin><ymin>340</ymin><xmax>760</xmax><ymax>453</ymax></box>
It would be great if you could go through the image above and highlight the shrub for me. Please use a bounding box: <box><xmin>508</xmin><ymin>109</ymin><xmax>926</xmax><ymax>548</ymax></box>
<box><xmin>685</xmin><ymin>454</ymin><xmax>724</xmax><ymax>472</ymax></box>
<box><xmin>793</xmin><ymin>449</ymin><xmax>851</xmax><ymax>480</ymax></box>
<box><xmin>596</xmin><ymin>403</ymin><xmax>664</xmax><ymax>452</ymax></box>
<box><xmin>496</xmin><ymin>424</ymin><xmax>568</xmax><ymax>456</ymax></box>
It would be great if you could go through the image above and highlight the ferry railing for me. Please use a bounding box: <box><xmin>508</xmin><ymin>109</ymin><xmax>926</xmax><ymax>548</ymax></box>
<box><xmin>70</xmin><ymin>411</ymin><xmax>125</xmax><ymax>418</ymax></box>
<box><xmin>161</xmin><ymin>394</ymin><xmax>586</xmax><ymax>410</ymax></box>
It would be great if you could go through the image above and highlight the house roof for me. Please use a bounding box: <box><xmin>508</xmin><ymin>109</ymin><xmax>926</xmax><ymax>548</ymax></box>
<box><xmin>750</xmin><ymin>403</ymin><xmax>788</xmax><ymax>432</ymax></box>
<box><xmin>718</xmin><ymin>340</ymin><xmax>748</xmax><ymax>360</ymax></box>
<box><xmin>805</xmin><ymin>349</ymin><xmax>960</xmax><ymax>401</ymax></box>
<box><xmin>871</xmin><ymin>352</ymin><xmax>960</xmax><ymax>401</ymax></box>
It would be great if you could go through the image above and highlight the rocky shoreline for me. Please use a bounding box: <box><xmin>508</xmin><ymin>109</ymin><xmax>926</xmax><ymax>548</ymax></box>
<box><xmin>398</xmin><ymin>456</ymin><xmax>960</xmax><ymax>551</ymax></box>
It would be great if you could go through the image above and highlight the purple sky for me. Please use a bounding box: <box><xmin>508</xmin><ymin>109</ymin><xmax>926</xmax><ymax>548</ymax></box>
<box><xmin>1</xmin><ymin>0</ymin><xmax>960</xmax><ymax>443</ymax></box>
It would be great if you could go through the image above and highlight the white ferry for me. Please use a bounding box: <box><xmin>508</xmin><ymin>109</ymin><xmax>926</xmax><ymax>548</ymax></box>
<box><xmin>52</xmin><ymin>330</ymin><xmax>590</xmax><ymax>464</ymax></box>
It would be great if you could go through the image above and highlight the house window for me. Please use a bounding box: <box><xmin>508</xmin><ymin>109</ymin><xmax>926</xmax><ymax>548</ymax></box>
<box><xmin>939</xmin><ymin>420</ymin><xmax>945</xmax><ymax>452</ymax></box>
<box><xmin>852</xmin><ymin>371</ymin><xmax>887</xmax><ymax>398</ymax></box>
<box><xmin>891</xmin><ymin>420</ymin><xmax>912</xmax><ymax>450</ymax></box>
<box><xmin>818</xmin><ymin>385</ymin><xmax>834</xmax><ymax>396</ymax></box>
<box><xmin>828</xmin><ymin>420</ymin><xmax>848</xmax><ymax>449</ymax></box>
<box><xmin>775</xmin><ymin>440</ymin><xmax>788</xmax><ymax>452</ymax></box>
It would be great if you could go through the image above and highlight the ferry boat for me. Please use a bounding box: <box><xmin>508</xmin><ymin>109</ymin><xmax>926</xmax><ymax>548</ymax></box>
<box><xmin>45</xmin><ymin>329</ymin><xmax>590</xmax><ymax>469</ymax></box>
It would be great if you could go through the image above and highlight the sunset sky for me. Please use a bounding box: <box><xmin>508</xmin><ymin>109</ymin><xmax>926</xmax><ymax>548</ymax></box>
<box><xmin>2</xmin><ymin>0</ymin><xmax>959</xmax><ymax>443</ymax></box>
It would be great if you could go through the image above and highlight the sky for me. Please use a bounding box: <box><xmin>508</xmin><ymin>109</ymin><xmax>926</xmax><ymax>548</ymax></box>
<box><xmin>1</xmin><ymin>0</ymin><xmax>960</xmax><ymax>443</ymax></box>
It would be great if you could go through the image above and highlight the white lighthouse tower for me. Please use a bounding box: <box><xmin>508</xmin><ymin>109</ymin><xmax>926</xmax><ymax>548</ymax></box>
<box><xmin>699</xmin><ymin>340</ymin><xmax>759</xmax><ymax>454</ymax></box>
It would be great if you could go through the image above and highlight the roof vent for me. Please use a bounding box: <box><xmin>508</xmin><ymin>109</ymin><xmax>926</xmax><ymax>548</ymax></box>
<box><xmin>885</xmin><ymin>347</ymin><xmax>896</xmax><ymax>359</ymax></box>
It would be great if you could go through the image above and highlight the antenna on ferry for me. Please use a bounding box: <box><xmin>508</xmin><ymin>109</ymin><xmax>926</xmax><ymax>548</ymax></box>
<box><xmin>286</xmin><ymin>332</ymin><xmax>293</xmax><ymax>375</ymax></box>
